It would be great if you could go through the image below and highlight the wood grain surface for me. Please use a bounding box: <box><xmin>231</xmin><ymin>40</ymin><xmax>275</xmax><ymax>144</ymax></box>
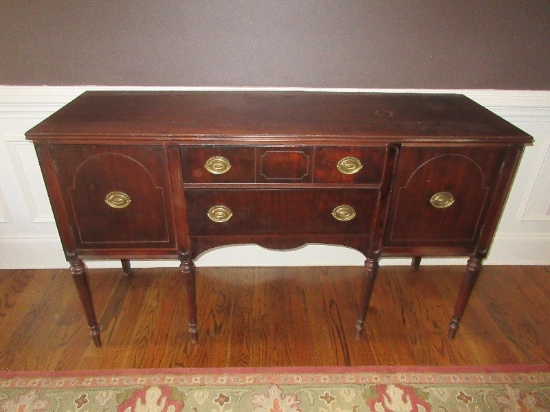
<box><xmin>0</xmin><ymin>265</ymin><xmax>548</xmax><ymax>370</ymax></box>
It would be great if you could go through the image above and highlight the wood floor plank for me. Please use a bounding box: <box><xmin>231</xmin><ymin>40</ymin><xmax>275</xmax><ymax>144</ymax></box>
<box><xmin>250</xmin><ymin>269</ymin><xmax>293</xmax><ymax>366</ymax></box>
<box><xmin>0</xmin><ymin>270</ymin><xmax>62</xmax><ymax>369</ymax></box>
<box><xmin>77</xmin><ymin>270</ymin><xmax>156</xmax><ymax>369</ymax></box>
<box><xmin>137</xmin><ymin>270</ymin><xmax>184</xmax><ymax>368</ymax></box>
<box><xmin>301</xmin><ymin>268</ymin><xmax>351</xmax><ymax>366</ymax></box>
<box><xmin>0</xmin><ymin>265</ymin><xmax>548</xmax><ymax>370</ymax></box>
<box><xmin>282</xmin><ymin>268</ymin><xmax>315</xmax><ymax>366</ymax></box>
<box><xmin>0</xmin><ymin>269</ymin><xmax>34</xmax><ymax>320</ymax></box>
<box><xmin>181</xmin><ymin>267</ymin><xmax>234</xmax><ymax>368</ymax></box>
<box><xmin>383</xmin><ymin>267</ymin><xmax>454</xmax><ymax>365</ymax></box>
<box><xmin>362</xmin><ymin>267</ymin><xmax>418</xmax><ymax>365</ymax></box>
<box><xmin>227</xmin><ymin>268</ymin><xmax>256</xmax><ymax>367</ymax></box>
<box><xmin>432</xmin><ymin>265</ymin><xmax>549</xmax><ymax>365</ymax></box>
<box><xmin>472</xmin><ymin>267</ymin><xmax>550</xmax><ymax>363</ymax></box>
<box><xmin>314</xmin><ymin>268</ymin><xmax>356</xmax><ymax>366</ymax></box>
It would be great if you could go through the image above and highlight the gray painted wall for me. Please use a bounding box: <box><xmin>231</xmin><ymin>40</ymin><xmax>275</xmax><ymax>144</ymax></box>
<box><xmin>1</xmin><ymin>1</ymin><xmax>549</xmax><ymax>89</ymax></box>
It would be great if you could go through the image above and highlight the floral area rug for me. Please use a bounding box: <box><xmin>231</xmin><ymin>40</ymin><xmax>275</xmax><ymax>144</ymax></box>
<box><xmin>0</xmin><ymin>365</ymin><xmax>549</xmax><ymax>411</ymax></box>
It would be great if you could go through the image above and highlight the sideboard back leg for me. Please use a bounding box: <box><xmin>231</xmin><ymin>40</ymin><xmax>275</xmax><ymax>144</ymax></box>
<box><xmin>355</xmin><ymin>254</ymin><xmax>380</xmax><ymax>338</ymax></box>
<box><xmin>121</xmin><ymin>259</ymin><xmax>132</xmax><ymax>276</ymax></box>
<box><xmin>448</xmin><ymin>255</ymin><xmax>483</xmax><ymax>339</ymax></box>
<box><xmin>69</xmin><ymin>259</ymin><xmax>101</xmax><ymax>347</ymax></box>
<box><xmin>411</xmin><ymin>257</ymin><xmax>422</xmax><ymax>271</ymax></box>
<box><xmin>180</xmin><ymin>253</ymin><xmax>198</xmax><ymax>343</ymax></box>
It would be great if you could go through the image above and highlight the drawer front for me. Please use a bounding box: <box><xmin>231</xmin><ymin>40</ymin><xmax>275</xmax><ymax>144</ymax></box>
<box><xmin>181</xmin><ymin>146</ymin><xmax>255</xmax><ymax>183</ymax></box>
<box><xmin>384</xmin><ymin>145</ymin><xmax>508</xmax><ymax>247</ymax></box>
<box><xmin>50</xmin><ymin>144</ymin><xmax>175</xmax><ymax>249</ymax></box>
<box><xmin>314</xmin><ymin>146</ymin><xmax>387</xmax><ymax>184</ymax></box>
<box><xmin>185</xmin><ymin>189</ymin><xmax>378</xmax><ymax>236</ymax></box>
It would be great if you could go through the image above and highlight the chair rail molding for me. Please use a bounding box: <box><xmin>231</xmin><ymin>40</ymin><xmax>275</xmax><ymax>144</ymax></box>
<box><xmin>1</xmin><ymin>86</ymin><xmax>549</xmax><ymax>268</ymax></box>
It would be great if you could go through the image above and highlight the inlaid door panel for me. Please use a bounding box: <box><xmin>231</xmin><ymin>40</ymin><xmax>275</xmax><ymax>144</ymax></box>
<box><xmin>385</xmin><ymin>145</ymin><xmax>508</xmax><ymax>247</ymax></box>
<box><xmin>49</xmin><ymin>144</ymin><xmax>175</xmax><ymax>249</ymax></box>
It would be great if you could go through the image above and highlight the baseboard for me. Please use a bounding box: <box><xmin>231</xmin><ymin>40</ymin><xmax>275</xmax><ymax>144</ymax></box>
<box><xmin>1</xmin><ymin>234</ymin><xmax>548</xmax><ymax>269</ymax></box>
<box><xmin>0</xmin><ymin>236</ymin><xmax>67</xmax><ymax>269</ymax></box>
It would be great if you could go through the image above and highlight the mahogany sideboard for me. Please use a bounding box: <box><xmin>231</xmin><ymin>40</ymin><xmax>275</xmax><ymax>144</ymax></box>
<box><xmin>26</xmin><ymin>91</ymin><xmax>533</xmax><ymax>347</ymax></box>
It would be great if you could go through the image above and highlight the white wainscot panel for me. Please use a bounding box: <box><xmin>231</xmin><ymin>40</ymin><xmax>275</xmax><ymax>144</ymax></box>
<box><xmin>4</xmin><ymin>137</ymin><xmax>54</xmax><ymax>223</ymax></box>
<box><xmin>519</xmin><ymin>143</ymin><xmax>550</xmax><ymax>221</ymax></box>
<box><xmin>0</xmin><ymin>187</ymin><xmax>12</xmax><ymax>223</ymax></box>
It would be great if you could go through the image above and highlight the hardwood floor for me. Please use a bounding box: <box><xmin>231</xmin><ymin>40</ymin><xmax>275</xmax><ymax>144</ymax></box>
<box><xmin>0</xmin><ymin>265</ymin><xmax>548</xmax><ymax>370</ymax></box>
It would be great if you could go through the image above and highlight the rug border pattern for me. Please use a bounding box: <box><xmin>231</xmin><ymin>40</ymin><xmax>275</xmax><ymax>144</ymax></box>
<box><xmin>1</xmin><ymin>364</ymin><xmax>549</xmax><ymax>389</ymax></box>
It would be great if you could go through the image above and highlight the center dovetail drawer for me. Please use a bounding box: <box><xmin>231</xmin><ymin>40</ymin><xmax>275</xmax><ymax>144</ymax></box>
<box><xmin>180</xmin><ymin>145</ymin><xmax>387</xmax><ymax>184</ymax></box>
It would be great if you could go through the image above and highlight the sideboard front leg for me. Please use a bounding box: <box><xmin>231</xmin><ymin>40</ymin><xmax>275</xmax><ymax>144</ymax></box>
<box><xmin>355</xmin><ymin>254</ymin><xmax>380</xmax><ymax>338</ymax></box>
<box><xmin>180</xmin><ymin>254</ymin><xmax>198</xmax><ymax>343</ymax></box>
<box><xmin>448</xmin><ymin>255</ymin><xmax>483</xmax><ymax>339</ymax></box>
<box><xmin>70</xmin><ymin>259</ymin><xmax>101</xmax><ymax>347</ymax></box>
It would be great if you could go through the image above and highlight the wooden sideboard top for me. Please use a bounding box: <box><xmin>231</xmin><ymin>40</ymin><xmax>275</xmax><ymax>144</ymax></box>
<box><xmin>26</xmin><ymin>91</ymin><xmax>532</xmax><ymax>144</ymax></box>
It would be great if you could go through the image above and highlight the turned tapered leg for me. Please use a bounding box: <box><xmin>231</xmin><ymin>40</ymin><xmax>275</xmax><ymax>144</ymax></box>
<box><xmin>121</xmin><ymin>259</ymin><xmax>132</xmax><ymax>276</ymax></box>
<box><xmin>355</xmin><ymin>255</ymin><xmax>380</xmax><ymax>338</ymax></box>
<box><xmin>70</xmin><ymin>259</ymin><xmax>101</xmax><ymax>347</ymax></box>
<box><xmin>411</xmin><ymin>256</ymin><xmax>422</xmax><ymax>271</ymax></box>
<box><xmin>448</xmin><ymin>255</ymin><xmax>483</xmax><ymax>339</ymax></box>
<box><xmin>180</xmin><ymin>253</ymin><xmax>198</xmax><ymax>343</ymax></box>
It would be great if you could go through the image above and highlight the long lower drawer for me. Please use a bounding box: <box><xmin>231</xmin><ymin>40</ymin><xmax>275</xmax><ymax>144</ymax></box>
<box><xmin>185</xmin><ymin>189</ymin><xmax>378</xmax><ymax>236</ymax></box>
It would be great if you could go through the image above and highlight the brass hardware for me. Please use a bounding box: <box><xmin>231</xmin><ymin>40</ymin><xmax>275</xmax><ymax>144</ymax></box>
<box><xmin>207</xmin><ymin>205</ymin><xmax>233</xmax><ymax>222</ymax></box>
<box><xmin>105</xmin><ymin>191</ymin><xmax>131</xmax><ymax>209</ymax></box>
<box><xmin>337</xmin><ymin>156</ymin><xmax>363</xmax><ymax>175</ymax></box>
<box><xmin>205</xmin><ymin>156</ymin><xmax>231</xmax><ymax>174</ymax></box>
<box><xmin>430</xmin><ymin>192</ymin><xmax>455</xmax><ymax>209</ymax></box>
<box><xmin>332</xmin><ymin>205</ymin><xmax>356</xmax><ymax>221</ymax></box>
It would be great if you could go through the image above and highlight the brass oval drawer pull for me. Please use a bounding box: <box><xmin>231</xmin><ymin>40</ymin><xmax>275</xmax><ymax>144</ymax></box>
<box><xmin>205</xmin><ymin>156</ymin><xmax>232</xmax><ymax>174</ymax></box>
<box><xmin>430</xmin><ymin>192</ymin><xmax>455</xmax><ymax>209</ymax></box>
<box><xmin>337</xmin><ymin>156</ymin><xmax>363</xmax><ymax>174</ymax></box>
<box><xmin>105</xmin><ymin>191</ymin><xmax>131</xmax><ymax>209</ymax></box>
<box><xmin>207</xmin><ymin>205</ymin><xmax>233</xmax><ymax>222</ymax></box>
<box><xmin>332</xmin><ymin>205</ymin><xmax>356</xmax><ymax>221</ymax></box>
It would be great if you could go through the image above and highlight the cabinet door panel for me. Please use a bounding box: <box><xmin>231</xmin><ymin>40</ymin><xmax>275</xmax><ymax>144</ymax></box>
<box><xmin>385</xmin><ymin>146</ymin><xmax>508</xmax><ymax>247</ymax></box>
<box><xmin>50</xmin><ymin>144</ymin><xmax>175</xmax><ymax>249</ymax></box>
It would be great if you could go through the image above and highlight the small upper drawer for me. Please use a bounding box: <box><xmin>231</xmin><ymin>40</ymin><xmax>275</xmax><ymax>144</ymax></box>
<box><xmin>313</xmin><ymin>146</ymin><xmax>387</xmax><ymax>184</ymax></box>
<box><xmin>181</xmin><ymin>146</ymin><xmax>255</xmax><ymax>183</ymax></box>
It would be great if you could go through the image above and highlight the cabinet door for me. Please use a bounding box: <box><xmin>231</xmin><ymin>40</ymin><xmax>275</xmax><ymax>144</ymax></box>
<box><xmin>50</xmin><ymin>144</ymin><xmax>175</xmax><ymax>250</ymax></box>
<box><xmin>384</xmin><ymin>145</ymin><xmax>508</xmax><ymax>248</ymax></box>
